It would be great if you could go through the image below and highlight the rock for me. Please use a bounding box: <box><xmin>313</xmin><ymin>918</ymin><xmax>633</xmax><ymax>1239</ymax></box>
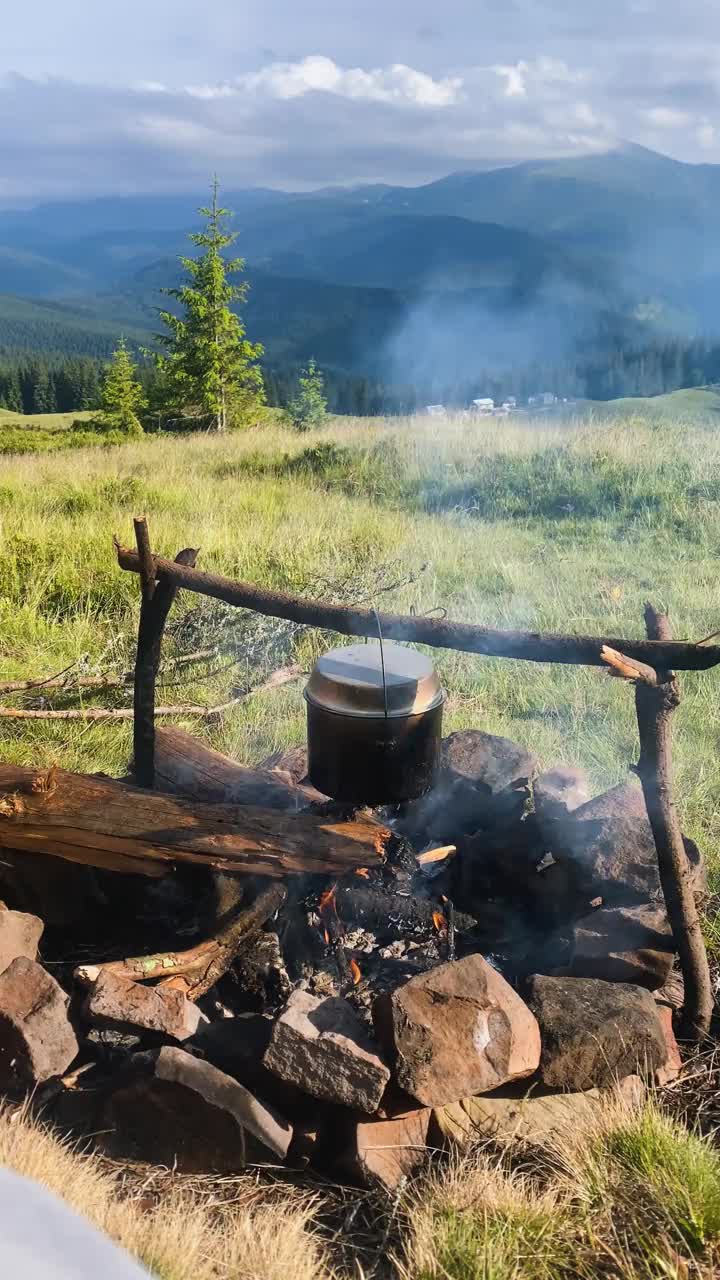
<box><xmin>432</xmin><ymin>1075</ymin><xmax>646</xmax><ymax>1150</ymax></box>
<box><xmin>352</xmin><ymin>1108</ymin><xmax>431</xmax><ymax>1190</ymax></box>
<box><xmin>0</xmin><ymin>957</ymin><xmax>78</xmax><ymax>1090</ymax></box>
<box><xmin>192</xmin><ymin>1013</ymin><xmax>307</xmax><ymax>1112</ymax></box>
<box><xmin>263</xmin><ymin>989</ymin><xmax>390</xmax><ymax>1113</ymax></box>
<box><xmin>534</xmin><ymin>767</ymin><xmax>591</xmax><ymax>824</ymax></box>
<box><xmin>559</xmin><ymin>783</ymin><xmax>705</xmax><ymax>905</ymax></box>
<box><xmin>399</xmin><ymin>730</ymin><xmax>538</xmax><ymax>847</ymax></box>
<box><xmin>654</xmin><ymin>1003</ymin><xmax>682</xmax><ymax>1086</ymax></box>
<box><xmin>655</xmin><ymin>969</ymin><xmax>684</xmax><ymax>1011</ymax></box>
<box><xmin>85</xmin><ymin>971</ymin><xmax>204</xmax><ymax>1042</ymax></box>
<box><xmin>373</xmin><ymin>954</ymin><xmax>541</xmax><ymax>1108</ymax></box>
<box><xmin>103</xmin><ymin>1046</ymin><xmax>292</xmax><ymax>1171</ymax></box>
<box><xmin>527</xmin><ymin>974</ymin><xmax>667</xmax><ymax>1089</ymax></box>
<box><xmin>0</xmin><ymin>907</ymin><xmax>43</xmax><ymax>975</ymax></box>
<box><xmin>558</xmin><ymin>901</ymin><xmax>675</xmax><ymax>990</ymax></box>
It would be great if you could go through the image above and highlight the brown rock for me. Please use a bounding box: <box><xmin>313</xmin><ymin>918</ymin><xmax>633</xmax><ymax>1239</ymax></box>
<box><xmin>353</xmin><ymin>1108</ymin><xmax>431</xmax><ymax>1190</ymax></box>
<box><xmin>0</xmin><ymin>957</ymin><xmax>78</xmax><ymax>1090</ymax></box>
<box><xmin>527</xmin><ymin>974</ymin><xmax>666</xmax><ymax>1089</ymax></box>
<box><xmin>432</xmin><ymin>1075</ymin><xmax>646</xmax><ymax>1150</ymax></box>
<box><xmin>263</xmin><ymin>989</ymin><xmax>390</xmax><ymax>1113</ymax></box>
<box><xmin>0</xmin><ymin>907</ymin><xmax>43</xmax><ymax>975</ymax></box>
<box><xmin>534</xmin><ymin>767</ymin><xmax>591</xmax><ymax>824</ymax></box>
<box><xmin>103</xmin><ymin>1046</ymin><xmax>292</xmax><ymax>1171</ymax></box>
<box><xmin>560</xmin><ymin>783</ymin><xmax>705</xmax><ymax>905</ymax></box>
<box><xmin>654</xmin><ymin>1004</ymin><xmax>682</xmax><ymax>1086</ymax></box>
<box><xmin>373</xmin><ymin>954</ymin><xmax>541</xmax><ymax>1108</ymax></box>
<box><xmin>85</xmin><ymin>971</ymin><xmax>204</xmax><ymax>1041</ymax></box>
<box><xmin>561</xmin><ymin>902</ymin><xmax>675</xmax><ymax>989</ymax></box>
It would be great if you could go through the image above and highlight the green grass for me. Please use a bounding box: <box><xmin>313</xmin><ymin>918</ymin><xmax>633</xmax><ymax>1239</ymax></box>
<box><xmin>587</xmin><ymin>386</ymin><xmax>720</xmax><ymax>424</ymax></box>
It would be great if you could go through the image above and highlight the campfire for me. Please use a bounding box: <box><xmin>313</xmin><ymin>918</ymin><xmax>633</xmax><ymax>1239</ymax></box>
<box><xmin>0</xmin><ymin>521</ymin><xmax>711</xmax><ymax>1191</ymax></box>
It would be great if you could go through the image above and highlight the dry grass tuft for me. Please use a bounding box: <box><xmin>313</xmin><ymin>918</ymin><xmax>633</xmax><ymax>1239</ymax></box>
<box><xmin>0</xmin><ymin>1104</ymin><xmax>333</xmax><ymax>1279</ymax></box>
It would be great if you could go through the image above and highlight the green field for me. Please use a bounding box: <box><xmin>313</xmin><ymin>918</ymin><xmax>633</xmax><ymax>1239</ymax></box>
<box><xmin>2</xmin><ymin>408</ymin><xmax>720</xmax><ymax>1278</ymax></box>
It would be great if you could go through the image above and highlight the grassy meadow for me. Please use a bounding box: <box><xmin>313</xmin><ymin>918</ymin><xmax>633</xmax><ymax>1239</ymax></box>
<box><xmin>1</xmin><ymin>407</ymin><xmax>720</xmax><ymax>1278</ymax></box>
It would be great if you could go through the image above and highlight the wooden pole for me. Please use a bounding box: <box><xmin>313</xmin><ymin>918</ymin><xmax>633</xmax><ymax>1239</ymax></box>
<box><xmin>635</xmin><ymin>606</ymin><xmax>713</xmax><ymax>1041</ymax></box>
<box><xmin>116</xmin><ymin>544</ymin><xmax>720</xmax><ymax>672</ymax></box>
<box><xmin>602</xmin><ymin>608</ymin><xmax>714</xmax><ymax>1040</ymax></box>
<box><xmin>132</xmin><ymin>520</ymin><xmax>199</xmax><ymax>788</ymax></box>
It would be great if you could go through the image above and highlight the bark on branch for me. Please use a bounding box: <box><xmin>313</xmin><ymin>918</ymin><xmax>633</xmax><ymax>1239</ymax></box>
<box><xmin>115</xmin><ymin>544</ymin><xmax>720</xmax><ymax>670</ymax></box>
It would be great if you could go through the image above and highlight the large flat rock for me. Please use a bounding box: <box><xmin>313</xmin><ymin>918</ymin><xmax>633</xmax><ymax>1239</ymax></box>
<box><xmin>0</xmin><ymin>957</ymin><xmax>78</xmax><ymax>1090</ymax></box>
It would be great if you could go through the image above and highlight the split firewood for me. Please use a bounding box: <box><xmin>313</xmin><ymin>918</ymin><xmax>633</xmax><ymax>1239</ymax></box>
<box><xmin>416</xmin><ymin>844</ymin><xmax>457</xmax><ymax>866</ymax></box>
<box><xmin>600</xmin><ymin>645</ymin><xmax>658</xmax><ymax>686</ymax></box>
<box><xmin>154</xmin><ymin>725</ymin><xmax>317</xmax><ymax>810</ymax></box>
<box><xmin>75</xmin><ymin>883</ymin><xmax>287</xmax><ymax>1001</ymax></box>
<box><xmin>0</xmin><ymin>763</ymin><xmax>390</xmax><ymax>880</ymax></box>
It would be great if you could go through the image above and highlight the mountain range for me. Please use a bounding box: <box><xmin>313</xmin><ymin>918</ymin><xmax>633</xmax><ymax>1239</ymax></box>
<box><xmin>0</xmin><ymin>144</ymin><xmax>718</xmax><ymax>382</ymax></box>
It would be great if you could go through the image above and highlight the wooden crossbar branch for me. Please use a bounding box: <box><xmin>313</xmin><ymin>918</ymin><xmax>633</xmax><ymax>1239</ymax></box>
<box><xmin>116</xmin><ymin>542</ymin><xmax>720</xmax><ymax>672</ymax></box>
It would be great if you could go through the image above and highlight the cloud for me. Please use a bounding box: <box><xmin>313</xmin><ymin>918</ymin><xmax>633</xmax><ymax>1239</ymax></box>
<box><xmin>233</xmin><ymin>55</ymin><xmax>464</xmax><ymax>106</ymax></box>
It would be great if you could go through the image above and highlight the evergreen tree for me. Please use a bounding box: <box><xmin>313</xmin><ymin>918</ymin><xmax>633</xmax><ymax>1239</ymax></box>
<box><xmin>101</xmin><ymin>338</ymin><xmax>146</xmax><ymax>435</ymax></box>
<box><xmin>288</xmin><ymin>359</ymin><xmax>328</xmax><ymax>431</ymax></box>
<box><xmin>154</xmin><ymin>178</ymin><xmax>264</xmax><ymax>432</ymax></box>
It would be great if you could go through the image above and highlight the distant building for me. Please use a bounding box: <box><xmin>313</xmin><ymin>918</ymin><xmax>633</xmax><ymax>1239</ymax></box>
<box><xmin>528</xmin><ymin>392</ymin><xmax>557</xmax><ymax>408</ymax></box>
<box><xmin>471</xmin><ymin>398</ymin><xmax>494</xmax><ymax>415</ymax></box>
<box><xmin>425</xmin><ymin>404</ymin><xmax>446</xmax><ymax>417</ymax></box>
<box><xmin>502</xmin><ymin>397</ymin><xmax>517</xmax><ymax>410</ymax></box>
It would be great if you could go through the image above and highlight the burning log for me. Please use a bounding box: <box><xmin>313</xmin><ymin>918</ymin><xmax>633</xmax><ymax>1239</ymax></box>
<box><xmin>153</xmin><ymin>726</ymin><xmax>315</xmax><ymax>811</ymax></box>
<box><xmin>336</xmin><ymin>884</ymin><xmax>475</xmax><ymax>940</ymax></box>
<box><xmin>76</xmin><ymin>883</ymin><xmax>287</xmax><ymax>1001</ymax></box>
<box><xmin>0</xmin><ymin>764</ymin><xmax>391</xmax><ymax>880</ymax></box>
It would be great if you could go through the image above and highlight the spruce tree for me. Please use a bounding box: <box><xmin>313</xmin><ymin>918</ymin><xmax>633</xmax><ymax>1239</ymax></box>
<box><xmin>154</xmin><ymin>178</ymin><xmax>264</xmax><ymax>431</ymax></box>
<box><xmin>288</xmin><ymin>359</ymin><xmax>328</xmax><ymax>431</ymax></box>
<box><xmin>102</xmin><ymin>338</ymin><xmax>146</xmax><ymax>436</ymax></box>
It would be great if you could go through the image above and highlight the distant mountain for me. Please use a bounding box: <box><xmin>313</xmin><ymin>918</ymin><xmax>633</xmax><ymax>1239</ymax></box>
<box><xmin>0</xmin><ymin>144</ymin><xmax>717</xmax><ymax>380</ymax></box>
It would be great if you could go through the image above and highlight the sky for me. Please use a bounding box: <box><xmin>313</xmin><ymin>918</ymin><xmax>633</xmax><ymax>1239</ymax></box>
<box><xmin>1</xmin><ymin>0</ymin><xmax>719</xmax><ymax>202</ymax></box>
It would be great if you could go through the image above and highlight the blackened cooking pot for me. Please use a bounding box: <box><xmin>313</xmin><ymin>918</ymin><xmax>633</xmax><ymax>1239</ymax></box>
<box><xmin>304</xmin><ymin>641</ymin><xmax>445</xmax><ymax>806</ymax></box>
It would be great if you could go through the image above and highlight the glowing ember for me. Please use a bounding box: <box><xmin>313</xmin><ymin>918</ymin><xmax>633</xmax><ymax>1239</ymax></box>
<box><xmin>417</xmin><ymin>845</ymin><xmax>457</xmax><ymax>866</ymax></box>
<box><xmin>350</xmin><ymin>958</ymin><xmax>362</xmax><ymax>985</ymax></box>
<box><xmin>354</xmin><ymin>867</ymin><xmax>371</xmax><ymax>878</ymax></box>
<box><xmin>432</xmin><ymin>911</ymin><xmax>447</xmax><ymax>932</ymax></box>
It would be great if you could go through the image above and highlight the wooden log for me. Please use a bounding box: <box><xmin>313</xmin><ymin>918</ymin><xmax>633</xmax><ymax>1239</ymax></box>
<box><xmin>0</xmin><ymin>649</ymin><xmax>218</xmax><ymax>696</ymax></box>
<box><xmin>154</xmin><ymin>725</ymin><xmax>315</xmax><ymax>810</ymax></box>
<box><xmin>0</xmin><ymin>764</ymin><xmax>390</xmax><ymax>880</ymax></box>
<box><xmin>116</xmin><ymin>544</ymin><xmax>720</xmax><ymax>671</ymax></box>
<box><xmin>75</xmin><ymin>882</ymin><xmax>287</xmax><ymax>999</ymax></box>
<box><xmin>133</xmin><ymin>531</ymin><xmax>199</xmax><ymax>788</ymax></box>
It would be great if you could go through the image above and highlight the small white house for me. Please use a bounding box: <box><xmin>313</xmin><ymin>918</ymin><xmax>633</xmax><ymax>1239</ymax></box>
<box><xmin>528</xmin><ymin>392</ymin><xmax>557</xmax><ymax>408</ymax></box>
<box><xmin>425</xmin><ymin>404</ymin><xmax>446</xmax><ymax>417</ymax></box>
<box><xmin>471</xmin><ymin>398</ymin><xmax>494</xmax><ymax>415</ymax></box>
<box><xmin>502</xmin><ymin>397</ymin><xmax>517</xmax><ymax>410</ymax></box>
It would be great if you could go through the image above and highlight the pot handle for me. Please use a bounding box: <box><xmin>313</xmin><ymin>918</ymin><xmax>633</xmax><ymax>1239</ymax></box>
<box><xmin>372</xmin><ymin>607</ymin><xmax>389</xmax><ymax>720</ymax></box>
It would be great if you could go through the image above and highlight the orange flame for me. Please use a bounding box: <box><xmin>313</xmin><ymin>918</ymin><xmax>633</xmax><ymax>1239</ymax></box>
<box><xmin>432</xmin><ymin>911</ymin><xmax>447</xmax><ymax>933</ymax></box>
<box><xmin>354</xmin><ymin>867</ymin><xmax>370</xmax><ymax>879</ymax></box>
<box><xmin>319</xmin><ymin>884</ymin><xmax>338</xmax><ymax>911</ymax></box>
<box><xmin>350</xmin><ymin>958</ymin><xmax>362</xmax><ymax>985</ymax></box>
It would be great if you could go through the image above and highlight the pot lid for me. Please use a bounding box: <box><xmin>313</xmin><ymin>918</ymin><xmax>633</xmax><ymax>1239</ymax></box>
<box><xmin>305</xmin><ymin>642</ymin><xmax>445</xmax><ymax>719</ymax></box>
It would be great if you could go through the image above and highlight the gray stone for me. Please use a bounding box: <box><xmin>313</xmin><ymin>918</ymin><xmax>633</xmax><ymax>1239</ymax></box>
<box><xmin>103</xmin><ymin>1046</ymin><xmax>292</xmax><ymax>1171</ymax></box>
<box><xmin>0</xmin><ymin>907</ymin><xmax>43</xmax><ymax>975</ymax></box>
<box><xmin>534</xmin><ymin>767</ymin><xmax>591</xmax><ymax>824</ymax></box>
<box><xmin>432</xmin><ymin>1075</ymin><xmax>646</xmax><ymax>1150</ymax></box>
<box><xmin>263</xmin><ymin>989</ymin><xmax>390</xmax><ymax>1113</ymax></box>
<box><xmin>559</xmin><ymin>783</ymin><xmax>705</xmax><ymax>905</ymax></box>
<box><xmin>0</xmin><ymin>957</ymin><xmax>78</xmax><ymax>1089</ymax></box>
<box><xmin>527</xmin><ymin>974</ymin><xmax>667</xmax><ymax>1089</ymax></box>
<box><xmin>373</xmin><ymin>954</ymin><xmax>541</xmax><ymax>1108</ymax></box>
<box><xmin>85</xmin><ymin>971</ymin><xmax>204</xmax><ymax>1042</ymax></box>
<box><xmin>559</xmin><ymin>901</ymin><xmax>675</xmax><ymax>989</ymax></box>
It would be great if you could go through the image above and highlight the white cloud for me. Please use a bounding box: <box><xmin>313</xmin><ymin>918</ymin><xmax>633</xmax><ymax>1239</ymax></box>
<box><xmin>492</xmin><ymin>56</ymin><xmax>587</xmax><ymax>100</ymax></box>
<box><xmin>642</xmin><ymin>106</ymin><xmax>692</xmax><ymax>128</ymax></box>
<box><xmin>189</xmin><ymin>56</ymin><xmax>463</xmax><ymax>108</ymax></box>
